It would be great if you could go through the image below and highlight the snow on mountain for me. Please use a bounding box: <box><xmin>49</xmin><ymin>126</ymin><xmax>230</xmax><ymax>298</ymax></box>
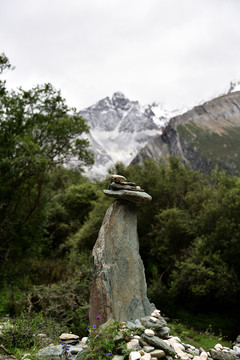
<box><xmin>68</xmin><ymin>85</ymin><xmax>240</xmax><ymax>179</ymax></box>
<box><xmin>146</xmin><ymin>102</ymin><xmax>189</xmax><ymax>128</ymax></box>
<box><xmin>75</xmin><ymin>92</ymin><xmax>175</xmax><ymax>179</ymax></box>
<box><xmin>66</xmin><ymin>92</ymin><xmax>190</xmax><ymax>179</ymax></box>
<box><xmin>228</xmin><ymin>81</ymin><xmax>240</xmax><ymax>93</ymax></box>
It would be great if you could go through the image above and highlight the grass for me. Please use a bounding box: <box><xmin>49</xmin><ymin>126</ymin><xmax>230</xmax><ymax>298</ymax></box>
<box><xmin>177</xmin><ymin>122</ymin><xmax>240</xmax><ymax>175</ymax></box>
<box><xmin>168</xmin><ymin>320</ymin><xmax>233</xmax><ymax>350</ymax></box>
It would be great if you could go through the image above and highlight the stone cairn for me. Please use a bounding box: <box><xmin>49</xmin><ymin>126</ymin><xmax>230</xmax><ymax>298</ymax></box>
<box><xmin>89</xmin><ymin>174</ymin><xmax>153</xmax><ymax>326</ymax></box>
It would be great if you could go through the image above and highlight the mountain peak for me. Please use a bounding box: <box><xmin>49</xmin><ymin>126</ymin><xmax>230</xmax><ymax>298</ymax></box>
<box><xmin>112</xmin><ymin>91</ymin><xmax>128</xmax><ymax>100</ymax></box>
<box><xmin>112</xmin><ymin>92</ymin><xmax>131</xmax><ymax>110</ymax></box>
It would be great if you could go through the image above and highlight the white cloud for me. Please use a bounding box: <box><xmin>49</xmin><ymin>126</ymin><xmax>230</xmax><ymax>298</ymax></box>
<box><xmin>1</xmin><ymin>0</ymin><xmax>240</xmax><ymax>110</ymax></box>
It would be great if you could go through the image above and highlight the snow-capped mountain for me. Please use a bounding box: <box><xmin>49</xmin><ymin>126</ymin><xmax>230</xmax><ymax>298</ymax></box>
<box><xmin>70</xmin><ymin>83</ymin><xmax>240</xmax><ymax>179</ymax></box>
<box><xmin>76</xmin><ymin>92</ymin><xmax>174</xmax><ymax>179</ymax></box>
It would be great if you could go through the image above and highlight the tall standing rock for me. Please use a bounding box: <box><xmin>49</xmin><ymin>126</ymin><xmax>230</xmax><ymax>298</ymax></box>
<box><xmin>89</xmin><ymin>187</ymin><xmax>152</xmax><ymax>326</ymax></box>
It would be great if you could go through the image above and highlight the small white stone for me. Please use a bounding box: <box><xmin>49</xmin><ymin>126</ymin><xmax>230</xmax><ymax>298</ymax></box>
<box><xmin>173</xmin><ymin>343</ymin><xmax>185</xmax><ymax>351</ymax></box>
<box><xmin>151</xmin><ymin>314</ymin><xmax>160</xmax><ymax>318</ymax></box>
<box><xmin>199</xmin><ymin>351</ymin><xmax>208</xmax><ymax>360</ymax></box>
<box><xmin>59</xmin><ymin>333</ymin><xmax>79</xmax><ymax>340</ymax></box>
<box><xmin>149</xmin><ymin>349</ymin><xmax>165</xmax><ymax>358</ymax></box>
<box><xmin>180</xmin><ymin>356</ymin><xmax>192</xmax><ymax>360</ymax></box>
<box><xmin>214</xmin><ymin>344</ymin><xmax>223</xmax><ymax>351</ymax></box>
<box><xmin>129</xmin><ymin>351</ymin><xmax>141</xmax><ymax>360</ymax></box>
<box><xmin>163</xmin><ymin>339</ymin><xmax>171</xmax><ymax>346</ymax></box>
<box><xmin>36</xmin><ymin>333</ymin><xmax>47</xmax><ymax>338</ymax></box>
<box><xmin>233</xmin><ymin>346</ymin><xmax>240</xmax><ymax>356</ymax></box>
<box><xmin>134</xmin><ymin>335</ymin><xmax>141</xmax><ymax>339</ymax></box>
<box><xmin>168</xmin><ymin>338</ymin><xmax>180</xmax><ymax>347</ymax></box>
<box><xmin>144</xmin><ymin>329</ymin><xmax>155</xmax><ymax>337</ymax></box>
<box><xmin>140</xmin><ymin>353</ymin><xmax>151</xmax><ymax>360</ymax></box>
<box><xmin>172</xmin><ymin>343</ymin><xmax>191</xmax><ymax>360</ymax></box>
<box><xmin>127</xmin><ymin>339</ymin><xmax>139</xmax><ymax>350</ymax></box>
<box><xmin>151</xmin><ymin>310</ymin><xmax>161</xmax><ymax>318</ymax></box>
<box><xmin>172</xmin><ymin>336</ymin><xmax>181</xmax><ymax>342</ymax></box>
<box><xmin>150</xmin><ymin>316</ymin><xmax>158</xmax><ymax>322</ymax></box>
<box><xmin>110</xmin><ymin>174</ymin><xmax>127</xmax><ymax>183</ymax></box>
<box><xmin>70</xmin><ymin>347</ymin><xmax>82</xmax><ymax>355</ymax></box>
<box><xmin>81</xmin><ymin>337</ymin><xmax>88</xmax><ymax>348</ymax></box>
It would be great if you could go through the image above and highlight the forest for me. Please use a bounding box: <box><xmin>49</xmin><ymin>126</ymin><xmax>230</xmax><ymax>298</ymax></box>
<box><xmin>0</xmin><ymin>54</ymin><xmax>240</xmax><ymax>352</ymax></box>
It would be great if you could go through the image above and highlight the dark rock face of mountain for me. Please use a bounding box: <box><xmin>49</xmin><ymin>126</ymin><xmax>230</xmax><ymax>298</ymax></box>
<box><xmin>132</xmin><ymin>91</ymin><xmax>240</xmax><ymax>175</ymax></box>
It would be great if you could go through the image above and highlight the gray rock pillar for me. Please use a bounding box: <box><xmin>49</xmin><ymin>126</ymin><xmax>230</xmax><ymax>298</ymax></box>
<box><xmin>89</xmin><ymin>186</ymin><xmax>152</xmax><ymax>326</ymax></box>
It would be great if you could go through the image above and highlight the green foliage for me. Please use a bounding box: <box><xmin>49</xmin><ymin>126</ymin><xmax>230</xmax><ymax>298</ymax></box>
<box><xmin>79</xmin><ymin>321</ymin><xmax>123</xmax><ymax>360</ymax></box>
<box><xmin>15</xmin><ymin>256</ymin><xmax>92</xmax><ymax>336</ymax></box>
<box><xmin>0</xmin><ymin>53</ymin><xmax>14</xmax><ymax>94</ymax></box>
<box><xmin>2</xmin><ymin>52</ymin><xmax>240</xmax><ymax>344</ymax></box>
<box><xmin>170</xmin><ymin>236</ymin><xmax>240</xmax><ymax>300</ymax></box>
<box><xmin>111</xmin><ymin>159</ymin><xmax>240</xmax><ymax>335</ymax></box>
<box><xmin>47</xmin><ymin>174</ymin><xmax>101</xmax><ymax>255</ymax></box>
<box><xmin>168</xmin><ymin>320</ymin><xmax>232</xmax><ymax>350</ymax></box>
<box><xmin>0</xmin><ymin>312</ymin><xmax>63</xmax><ymax>350</ymax></box>
<box><xmin>170</xmin><ymin>309</ymin><xmax>238</xmax><ymax>341</ymax></box>
<box><xmin>177</xmin><ymin>122</ymin><xmax>240</xmax><ymax>176</ymax></box>
<box><xmin>0</xmin><ymin>57</ymin><xmax>93</xmax><ymax>284</ymax></box>
<box><xmin>59</xmin><ymin>344</ymin><xmax>73</xmax><ymax>360</ymax></box>
<box><xmin>68</xmin><ymin>191</ymin><xmax>112</xmax><ymax>262</ymax></box>
<box><xmin>63</xmin><ymin>183</ymin><xmax>100</xmax><ymax>220</ymax></box>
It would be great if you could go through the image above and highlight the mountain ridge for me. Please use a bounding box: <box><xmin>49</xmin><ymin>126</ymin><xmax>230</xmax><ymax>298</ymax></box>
<box><xmin>132</xmin><ymin>90</ymin><xmax>240</xmax><ymax>176</ymax></box>
<box><xmin>69</xmin><ymin>84</ymin><xmax>240</xmax><ymax>178</ymax></box>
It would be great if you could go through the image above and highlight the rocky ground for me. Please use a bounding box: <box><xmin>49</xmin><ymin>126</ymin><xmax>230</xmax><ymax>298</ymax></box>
<box><xmin>1</xmin><ymin>309</ymin><xmax>239</xmax><ymax>360</ymax></box>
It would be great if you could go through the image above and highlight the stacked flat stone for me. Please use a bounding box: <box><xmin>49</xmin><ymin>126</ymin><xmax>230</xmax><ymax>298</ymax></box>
<box><xmin>104</xmin><ymin>174</ymin><xmax>152</xmax><ymax>203</ymax></box>
<box><xmin>59</xmin><ymin>333</ymin><xmax>80</xmax><ymax>345</ymax></box>
<box><xmin>108</xmin><ymin>174</ymin><xmax>143</xmax><ymax>191</ymax></box>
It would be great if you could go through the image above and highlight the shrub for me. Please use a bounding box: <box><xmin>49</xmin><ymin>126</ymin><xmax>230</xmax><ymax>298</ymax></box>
<box><xmin>0</xmin><ymin>311</ymin><xmax>62</xmax><ymax>350</ymax></box>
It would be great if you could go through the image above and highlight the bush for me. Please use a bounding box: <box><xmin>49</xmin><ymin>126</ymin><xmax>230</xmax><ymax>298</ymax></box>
<box><xmin>0</xmin><ymin>311</ymin><xmax>63</xmax><ymax>350</ymax></box>
<box><xmin>12</xmin><ymin>253</ymin><xmax>92</xmax><ymax>337</ymax></box>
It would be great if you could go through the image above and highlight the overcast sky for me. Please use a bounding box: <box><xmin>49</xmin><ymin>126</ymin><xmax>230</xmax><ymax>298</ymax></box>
<box><xmin>1</xmin><ymin>0</ymin><xmax>240</xmax><ymax>111</ymax></box>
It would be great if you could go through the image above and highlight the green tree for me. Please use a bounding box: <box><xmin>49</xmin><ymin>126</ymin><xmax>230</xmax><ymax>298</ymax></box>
<box><xmin>0</xmin><ymin>53</ymin><xmax>14</xmax><ymax>95</ymax></box>
<box><xmin>47</xmin><ymin>180</ymin><xmax>102</xmax><ymax>254</ymax></box>
<box><xmin>0</xmin><ymin>58</ymin><xmax>93</xmax><ymax>282</ymax></box>
<box><xmin>170</xmin><ymin>236</ymin><xmax>240</xmax><ymax>303</ymax></box>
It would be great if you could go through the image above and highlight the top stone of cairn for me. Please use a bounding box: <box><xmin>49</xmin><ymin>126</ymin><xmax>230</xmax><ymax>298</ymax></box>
<box><xmin>103</xmin><ymin>174</ymin><xmax>152</xmax><ymax>203</ymax></box>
